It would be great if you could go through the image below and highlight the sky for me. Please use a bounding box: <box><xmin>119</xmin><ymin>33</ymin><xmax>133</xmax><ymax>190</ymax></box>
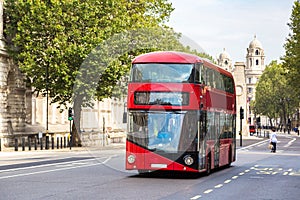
<box><xmin>167</xmin><ymin>0</ymin><xmax>295</xmax><ymax>64</ymax></box>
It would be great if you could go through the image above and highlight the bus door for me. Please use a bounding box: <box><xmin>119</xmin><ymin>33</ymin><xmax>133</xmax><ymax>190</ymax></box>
<box><xmin>198</xmin><ymin>110</ymin><xmax>206</xmax><ymax>170</ymax></box>
<box><xmin>214</xmin><ymin>112</ymin><xmax>220</xmax><ymax>167</ymax></box>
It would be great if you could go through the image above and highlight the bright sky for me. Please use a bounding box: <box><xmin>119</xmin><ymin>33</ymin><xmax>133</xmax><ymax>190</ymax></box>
<box><xmin>167</xmin><ymin>0</ymin><xmax>295</xmax><ymax>64</ymax></box>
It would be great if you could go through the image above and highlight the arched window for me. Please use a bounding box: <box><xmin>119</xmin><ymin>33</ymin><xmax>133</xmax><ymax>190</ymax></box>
<box><xmin>256</xmin><ymin>59</ymin><xmax>259</xmax><ymax>65</ymax></box>
<box><xmin>255</xmin><ymin>50</ymin><xmax>259</xmax><ymax>55</ymax></box>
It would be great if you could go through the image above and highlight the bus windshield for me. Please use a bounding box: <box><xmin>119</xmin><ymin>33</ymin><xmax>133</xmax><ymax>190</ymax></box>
<box><xmin>127</xmin><ymin>111</ymin><xmax>198</xmax><ymax>153</ymax></box>
<box><xmin>130</xmin><ymin>63</ymin><xmax>194</xmax><ymax>83</ymax></box>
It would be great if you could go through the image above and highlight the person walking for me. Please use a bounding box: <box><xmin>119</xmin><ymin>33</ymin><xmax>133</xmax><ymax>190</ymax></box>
<box><xmin>269</xmin><ymin>128</ymin><xmax>278</xmax><ymax>153</ymax></box>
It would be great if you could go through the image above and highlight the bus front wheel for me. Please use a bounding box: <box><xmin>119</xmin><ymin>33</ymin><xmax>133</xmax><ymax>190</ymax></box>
<box><xmin>206</xmin><ymin>155</ymin><xmax>211</xmax><ymax>175</ymax></box>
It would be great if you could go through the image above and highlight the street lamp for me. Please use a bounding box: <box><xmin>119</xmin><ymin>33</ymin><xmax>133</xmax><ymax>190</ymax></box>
<box><xmin>287</xmin><ymin>98</ymin><xmax>291</xmax><ymax>134</ymax></box>
<box><xmin>46</xmin><ymin>64</ymin><xmax>49</xmax><ymax>133</ymax></box>
<box><xmin>123</xmin><ymin>102</ymin><xmax>127</xmax><ymax>123</ymax></box>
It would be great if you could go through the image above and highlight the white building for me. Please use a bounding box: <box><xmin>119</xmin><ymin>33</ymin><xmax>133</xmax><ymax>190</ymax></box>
<box><xmin>218</xmin><ymin>36</ymin><xmax>266</xmax><ymax>135</ymax></box>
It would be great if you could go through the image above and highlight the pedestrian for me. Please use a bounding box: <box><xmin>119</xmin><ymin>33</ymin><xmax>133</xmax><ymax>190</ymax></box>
<box><xmin>269</xmin><ymin>128</ymin><xmax>278</xmax><ymax>153</ymax></box>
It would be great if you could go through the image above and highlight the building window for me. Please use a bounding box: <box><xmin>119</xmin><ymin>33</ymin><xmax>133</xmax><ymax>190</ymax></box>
<box><xmin>256</xmin><ymin>59</ymin><xmax>259</xmax><ymax>65</ymax></box>
<box><xmin>255</xmin><ymin>50</ymin><xmax>259</xmax><ymax>55</ymax></box>
<box><xmin>248</xmin><ymin>78</ymin><xmax>252</xmax><ymax>84</ymax></box>
<box><xmin>248</xmin><ymin>88</ymin><xmax>253</xmax><ymax>94</ymax></box>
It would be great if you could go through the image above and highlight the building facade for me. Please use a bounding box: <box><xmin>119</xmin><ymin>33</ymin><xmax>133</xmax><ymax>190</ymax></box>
<box><xmin>0</xmin><ymin>0</ymin><xmax>27</xmax><ymax>147</ymax></box>
<box><xmin>218</xmin><ymin>36</ymin><xmax>266</xmax><ymax>135</ymax></box>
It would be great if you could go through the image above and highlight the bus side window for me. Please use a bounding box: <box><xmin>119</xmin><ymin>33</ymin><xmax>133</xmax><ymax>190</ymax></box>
<box><xmin>207</xmin><ymin>69</ymin><xmax>215</xmax><ymax>88</ymax></box>
<box><xmin>214</xmin><ymin>71</ymin><xmax>220</xmax><ymax>90</ymax></box>
<box><xmin>194</xmin><ymin>64</ymin><xmax>200</xmax><ymax>83</ymax></box>
<box><xmin>195</xmin><ymin>63</ymin><xmax>203</xmax><ymax>84</ymax></box>
<box><xmin>201</xmin><ymin>64</ymin><xmax>206</xmax><ymax>85</ymax></box>
<box><xmin>224</xmin><ymin>76</ymin><xmax>234</xmax><ymax>94</ymax></box>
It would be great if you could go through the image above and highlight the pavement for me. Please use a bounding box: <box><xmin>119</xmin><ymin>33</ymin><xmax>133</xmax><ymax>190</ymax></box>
<box><xmin>0</xmin><ymin>142</ymin><xmax>125</xmax><ymax>153</ymax></box>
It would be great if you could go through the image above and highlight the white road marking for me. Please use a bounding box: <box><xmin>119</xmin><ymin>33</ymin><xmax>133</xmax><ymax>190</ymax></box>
<box><xmin>203</xmin><ymin>189</ymin><xmax>213</xmax><ymax>194</ymax></box>
<box><xmin>0</xmin><ymin>158</ymin><xmax>103</xmax><ymax>173</ymax></box>
<box><xmin>224</xmin><ymin>179</ymin><xmax>231</xmax><ymax>184</ymax></box>
<box><xmin>283</xmin><ymin>172</ymin><xmax>289</xmax><ymax>175</ymax></box>
<box><xmin>0</xmin><ymin>162</ymin><xmax>102</xmax><ymax>180</ymax></box>
<box><xmin>190</xmin><ymin>195</ymin><xmax>202</xmax><ymax>199</ymax></box>
<box><xmin>0</xmin><ymin>156</ymin><xmax>115</xmax><ymax>180</ymax></box>
<box><xmin>284</xmin><ymin>138</ymin><xmax>296</xmax><ymax>147</ymax></box>
<box><xmin>214</xmin><ymin>184</ymin><xmax>223</xmax><ymax>188</ymax></box>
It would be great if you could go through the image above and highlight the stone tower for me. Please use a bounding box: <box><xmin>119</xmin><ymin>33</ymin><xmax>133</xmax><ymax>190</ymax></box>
<box><xmin>217</xmin><ymin>48</ymin><xmax>233</xmax><ymax>72</ymax></box>
<box><xmin>245</xmin><ymin>35</ymin><xmax>265</xmax><ymax>125</ymax></box>
<box><xmin>232</xmin><ymin>62</ymin><xmax>248</xmax><ymax>136</ymax></box>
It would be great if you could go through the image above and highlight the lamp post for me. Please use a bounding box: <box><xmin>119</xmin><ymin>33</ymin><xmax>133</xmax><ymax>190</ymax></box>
<box><xmin>123</xmin><ymin>102</ymin><xmax>127</xmax><ymax>123</ymax></box>
<box><xmin>46</xmin><ymin>64</ymin><xmax>49</xmax><ymax>133</ymax></box>
<box><xmin>287</xmin><ymin>98</ymin><xmax>291</xmax><ymax>134</ymax></box>
<box><xmin>296</xmin><ymin>95</ymin><xmax>300</xmax><ymax>135</ymax></box>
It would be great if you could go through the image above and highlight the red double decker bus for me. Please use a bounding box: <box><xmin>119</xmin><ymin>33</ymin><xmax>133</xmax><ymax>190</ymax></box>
<box><xmin>126</xmin><ymin>51</ymin><xmax>236</xmax><ymax>174</ymax></box>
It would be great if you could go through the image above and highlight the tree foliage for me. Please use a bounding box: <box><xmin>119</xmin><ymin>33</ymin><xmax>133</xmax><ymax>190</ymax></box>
<box><xmin>282</xmin><ymin>0</ymin><xmax>300</xmax><ymax>99</ymax></box>
<box><xmin>254</xmin><ymin>61</ymin><xmax>297</xmax><ymax>128</ymax></box>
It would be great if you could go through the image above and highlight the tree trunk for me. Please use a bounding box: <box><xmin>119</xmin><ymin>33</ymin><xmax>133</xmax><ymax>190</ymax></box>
<box><xmin>269</xmin><ymin>118</ymin><xmax>273</xmax><ymax>128</ymax></box>
<box><xmin>72</xmin><ymin>94</ymin><xmax>84</xmax><ymax>147</ymax></box>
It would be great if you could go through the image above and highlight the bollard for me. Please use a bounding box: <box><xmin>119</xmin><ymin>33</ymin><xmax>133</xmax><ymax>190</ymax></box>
<box><xmin>28</xmin><ymin>137</ymin><xmax>31</xmax><ymax>151</ymax></box>
<box><xmin>46</xmin><ymin>136</ymin><xmax>49</xmax><ymax>150</ymax></box>
<box><xmin>57</xmin><ymin>137</ymin><xmax>59</xmax><ymax>149</ymax></box>
<box><xmin>34</xmin><ymin>138</ymin><xmax>37</xmax><ymax>150</ymax></box>
<box><xmin>51</xmin><ymin>137</ymin><xmax>54</xmax><ymax>149</ymax></box>
<box><xmin>0</xmin><ymin>138</ymin><xmax>1</xmax><ymax>151</ymax></box>
<box><xmin>40</xmin><ymin>138</ymin><xmax>43</xmax><ymax>150</ymax></box>
<box><xmin>15</xmin><ymin>138</ymin><xmax>18</xmax><ymax>151</ymax></box>
<box><xmin>69</xmin><ymin>137</ymin><xmax>72</xmax><ymax>150</ymax></box>
<box><xmin>22</xmin><ymin>138</ymin><xmax>25</xmax><ymax>151</ymax></box>
<box><xmin>64</xmin><ymin>137</ymin><xmax>66</xmax><ymax>148</ymax></box>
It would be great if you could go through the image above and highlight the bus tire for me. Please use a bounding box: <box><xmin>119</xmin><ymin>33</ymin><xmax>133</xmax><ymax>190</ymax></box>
<box><xmin>206</xmin><ymin>154</ymin><xmax>211</xmax><ymax>175</ymax></box>
<box><xmin>227</xmin><ymin>146</ymin><xmax>232</xmax><ymax>167</ymax></box>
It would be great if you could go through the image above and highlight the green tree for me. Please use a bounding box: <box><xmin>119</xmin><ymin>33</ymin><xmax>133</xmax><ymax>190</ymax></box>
<box><xmin>255</xmin><ymin>61</ymin><xmax>297</xmax><ymax>129</ymax></box>
<box><xmin>4</xmin><ymin>0</ymin><xmax>176</xmax><ymax>145</ymax></box>
<box><xmin>282</xmin><ymin>0</ymin><xmax>300</xmax><ymax>99</ymax></box>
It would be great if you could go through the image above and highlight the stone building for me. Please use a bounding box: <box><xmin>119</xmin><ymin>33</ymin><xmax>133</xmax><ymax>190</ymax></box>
<box><xmin>218</xmin><ymin>36</ymin><xmax>266</xmax><ymax>135</ymax></box>
<box><xmin>0</xmin><ymin>0</ymin><xmax>27</xmax><ymax>147</ymax></box>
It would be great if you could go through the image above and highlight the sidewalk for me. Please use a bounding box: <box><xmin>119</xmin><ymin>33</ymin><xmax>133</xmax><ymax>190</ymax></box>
<box><xmin>0</xmin><ymin>142</ymin><xmax>125</xmax><ymax>154</ymax></box>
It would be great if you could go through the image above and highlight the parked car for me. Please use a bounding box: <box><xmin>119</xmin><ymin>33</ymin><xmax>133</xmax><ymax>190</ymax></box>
<box><xmin>249</xmin><ymin>125</ymin><xmax>256</xmax><ymax>136</ymax></box>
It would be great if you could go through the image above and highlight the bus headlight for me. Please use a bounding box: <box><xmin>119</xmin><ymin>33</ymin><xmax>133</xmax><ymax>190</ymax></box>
<box><xmin>184</xmin><ymin>155</ymin><xmax>194</xmax><ymax>166</ymax></box>
<box><xmin>127</xmin><ymin>154</ymin><xmax>136</xmax><ymax>164</ymax></box>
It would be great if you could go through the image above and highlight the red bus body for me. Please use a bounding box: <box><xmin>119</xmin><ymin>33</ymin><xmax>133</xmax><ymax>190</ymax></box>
<box><xmin>126</xmin><ymin>51</ymin><xmax>236</xmax><ymax>174</ymax></box>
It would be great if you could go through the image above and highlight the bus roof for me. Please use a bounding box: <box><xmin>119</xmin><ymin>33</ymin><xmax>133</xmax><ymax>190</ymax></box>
<box><xmin>132</xmin><ymin>51</ymin><xmax>203</xmax><ymax>64</ymax></box>
<box><xmin>132</xmin><ymin>51</ymin><xmax>233</xmax><ymax>78</ymax></box>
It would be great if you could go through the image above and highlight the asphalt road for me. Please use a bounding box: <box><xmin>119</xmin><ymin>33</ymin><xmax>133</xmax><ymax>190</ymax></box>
<box><xmin>0</xmin><ymin>134</ymin><xmax>299</xmax><ymax>200</ymax></box>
